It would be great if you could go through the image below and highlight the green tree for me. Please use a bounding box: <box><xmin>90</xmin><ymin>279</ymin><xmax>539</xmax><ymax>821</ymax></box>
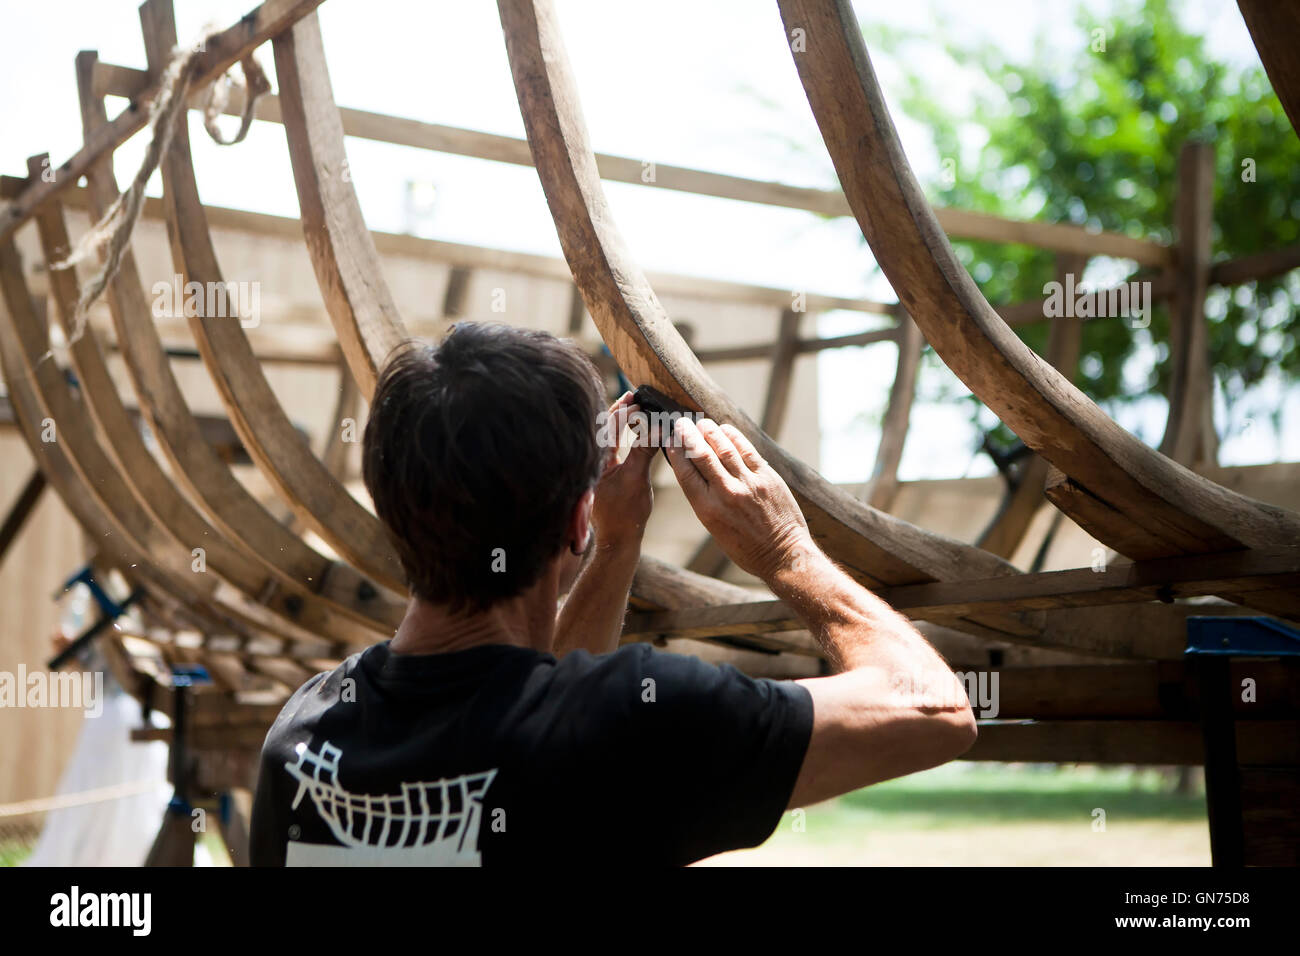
<box><xmin>869</xmin><ymin>0</ymin><xmax>1299</xmax><ymax>447</ymax></box>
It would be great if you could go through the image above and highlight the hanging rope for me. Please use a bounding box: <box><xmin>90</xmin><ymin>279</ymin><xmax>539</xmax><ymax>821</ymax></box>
<box><xmin>202</xmin><ymin>53</ymin><xmax>271</xmax><ymax>145</ymax></box>
<box><xmin>50</xmin><ymin>30</ymin><xmax>268</xmax><ymax>345</ymax></box>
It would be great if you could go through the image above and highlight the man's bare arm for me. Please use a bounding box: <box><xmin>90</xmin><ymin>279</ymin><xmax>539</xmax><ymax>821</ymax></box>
<box><xmin>554</xmin><ymin>393</ymin><xmax>656</xmax><ymax>656</ymax></box>
<box><xmin>663</xmin><ymin>418</ymin><xmax>976</xmax><ymax>809</ymax></box>
<box><xmin>554</xmin><ymin>539</ymin><xmax>641</xmax><ymax>657</ymax></box>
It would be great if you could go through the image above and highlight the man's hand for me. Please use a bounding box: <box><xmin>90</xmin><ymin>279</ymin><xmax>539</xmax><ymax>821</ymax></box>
<box><xmin>591</xmin><ymin>392</ymin><xmax>656</xmax><ymax>550</ymax></box>
<box><xmin>663</xmin><ymin>417</ymin><xmax>812</xmax><ymax>582</ymax></box>
<box><xmin>554</xmin><ymin>393</ymin><xmax>656</xmax><ymax>657</ymax></box>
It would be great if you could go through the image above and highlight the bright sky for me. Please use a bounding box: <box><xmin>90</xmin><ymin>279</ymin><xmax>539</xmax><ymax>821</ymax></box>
<box><xmin>1</xmin><ymin>0</ymin><xmax>1293</xmax><ymax>482</ymax></box>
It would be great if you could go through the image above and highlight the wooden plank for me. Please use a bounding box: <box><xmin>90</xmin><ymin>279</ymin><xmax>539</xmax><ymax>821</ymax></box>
<box><xmin>624</xmin><ymin>547</ymin><xmax>1300</xmax><ymax>644</ymax></box>
<box><xmin>965</xmin><ymin>720</ymin><xmax>1205</xmax><ymax>764</ymax></box>
<box><xmin>968</xmin><ymin>720</ymin><xmax>1300</xmax><ymax>765</ymax></box>
<box><xmin>977</xmin><ymin>255</ymin><xmax>1086</xmax><ymax>557</ymax></box>
<box><xmin>691</xmin><ymin>325</ymin><xmax>896</xmax><ymax>363</ymax></box>
<box><xmin>1159</xmin><ymin>143</ymin><xmax>1217</xmax><ymax>468</ymax></box>
<box><xmin>91</xmin><ymin>60</ymin><xmax>1174</xmax><ymax>266</ymax></box>
<box><xmin>1208</xmin><ymin>243</ymin><xmax>1300</xmax><ymax>287</ymax></box>
<box><xmin>496</xmin><ymin>0</ymin><xmax>1031</xmax><ymax>632</ymax></box>
<box><xmin>73</xmin><ymin>50</ymin><xmax>402</xmax><ymax>638</ymax></box>
<box><xmin>1240</xmin><ymin>769</ymin><xmax>1300</xmax><ymax>866</ymax></box>
<box><xmin>777</xmin><ymin>0</ymin><xmax>1300</xmax><ymax>564</ymax></box>
<box><xmin>989</xmin><ymin>661</ymin><xmax>1300</xmax><ymax>720</ymax></box>
<box><xmin>1238</xmin><ymin>1</ymin><xmax>1300</xmax><ymax>136</ymax></box>
<box><xmin>0</xmin><ymin>468</ymin><xmax>45</xmax><ymax>568</ymax></box>
<box><xmin>0</xmin><ymin>240</ymin><xmax>243</xmax><ymax>645</ymax></box>
<box><xmin>271</xmin><ymin>12</ymin><xmax>407</xmax><ymax>398</ymax></box>
<box><xmin>996</xmin><ymin>273</ymin><xmax>1175</xmax><ymax>327</ymax></box>
<box><xmin>142</xmin><ymin>0</ymin><xmax>405</xmax><ymax>594</ymax></box>
<box><xmin>628</xmin><ymin>555</ymin><xmax>820</xmax><ymax>657</ymax></box>
<box><xmin>5</xmin><ymin>179</ymin><xmax>898</xmax><ymax>322</ymax></box>
<box><xmin>0</xmin><ymin>236</ymin><xmax>263</xmax><ymax>640</ymax></box>
<box><xmin>25</xmin><ymin>155</ymin><xmax>354</xmax><ymax>651</ymax></box>
<box><xmin>319</xmin><ymin>360</ymin><xmax>358</xmax><ymax>480</ymax></box>
<box><xmin>0</xmin><ymin>0</ymin><xmax>326</xmax><ymax>240</ymax></box>
<box><xmin>864</xmin><ymin>312</ymin><xmax>922</xmax><ymax>511</ymax></box>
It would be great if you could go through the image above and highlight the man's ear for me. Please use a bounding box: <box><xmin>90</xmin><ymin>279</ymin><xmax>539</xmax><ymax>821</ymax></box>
<box><xmin>569</xmin><ymin>487</ymin><xmax>595</xmax><ymax>556</ymax></box>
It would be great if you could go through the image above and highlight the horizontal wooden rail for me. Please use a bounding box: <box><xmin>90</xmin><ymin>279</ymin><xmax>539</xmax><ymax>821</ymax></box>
<box><xmin>0</xmin><ymin>177</ymin><xmax>895</xmax><ymax>319</ymax></box>
<box><xmin>693</xmin><ymin>324</ymin><xmax>898</xmax><ymax>362</ymax></box>
<box><xmin>92</xmin><ymin>60</ymin><xmax>1173</xmax><ymax>266</ymax></box>
<box><xmin>623</xmin><ymin>547</ymin><xmax>1300</xmax><ymax>641</ymax></box>
<box><xmin>965</xmin><ymin>719</ymin><xmax>1299</xmax><ymax>765</ymax></box>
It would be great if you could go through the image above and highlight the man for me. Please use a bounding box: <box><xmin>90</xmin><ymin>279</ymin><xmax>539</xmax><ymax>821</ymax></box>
<box><xmin>250</xmin><ymin>322</ymin><xmax>975</xmax><ymax>866</ymax></box>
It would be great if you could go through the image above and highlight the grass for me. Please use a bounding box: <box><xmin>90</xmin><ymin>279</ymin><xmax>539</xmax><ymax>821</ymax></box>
<box><xmin>0</xmin><ymin>840</ymin><xmax>33</xmax><ymax>867</ymax></box>
<box><xmin>700</xmin><ymin>763</ymin><xmax>1212</xmax><ymax>866</ymax></box>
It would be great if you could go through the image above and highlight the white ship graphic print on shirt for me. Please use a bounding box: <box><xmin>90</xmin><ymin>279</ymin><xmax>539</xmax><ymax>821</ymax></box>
<box><xmin>283</xmin><ymin>740</ymin><xmax>497</xmax><ymax>866</ymax></box>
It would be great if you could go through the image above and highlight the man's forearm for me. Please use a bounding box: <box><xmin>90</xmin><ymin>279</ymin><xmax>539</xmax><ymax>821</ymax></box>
<box><xmin>765</xmin><ymin>538</ymin><xmax>942</xmax><ymax>674</ymax></box>
<box><xmin>554</xmin><ymin>540</ymin><xmax>641</xmax><ymax>656</ymax></box>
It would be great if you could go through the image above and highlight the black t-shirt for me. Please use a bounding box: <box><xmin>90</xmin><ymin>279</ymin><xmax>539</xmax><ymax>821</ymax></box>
<box><xmin>249</xmin><ymin>641</ymin><xmax>813</xmax><ymax>867</ymax></box>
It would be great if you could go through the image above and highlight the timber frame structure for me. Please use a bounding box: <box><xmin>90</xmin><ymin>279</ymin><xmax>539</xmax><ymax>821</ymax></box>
<box><xmin>1</xmin><ymin>0</ymin><xmax>1298</xmax><ymax>865</ymax></box>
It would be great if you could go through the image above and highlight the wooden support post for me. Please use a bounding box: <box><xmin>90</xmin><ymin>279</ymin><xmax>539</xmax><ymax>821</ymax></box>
<box><xmin>319</xmin><ymin>360</ymin><xmax>359</xmax><ymax>481</ymax></box>
<box><xmin>565</xmin><ymin>283</ymin><xmax>586</xmax><ymax>335</ymax></box>
<box><xmin>1196</xmin><ymin>654</ymin><xmax>1244</xmax><ymax>866</ymax></box>
<box><xmin>0</xmin><ymin>469</ymin><xmax>46</xmax><ymax>570</ymax></box>
<box><xmin>442</xmin><ymin>267</ymin><xmax>472</xmax><ymax>319</ymax></box>
<box><xmin>864</xmin><ymin>310</ymin><xmax>922</xmax><ymax>512</ymax></box>
<box><xmin>978</xmin><ymin>254</ymin><xmax>1086</xmax><ymax>558</ymax></box>
<box><xmin>1160</xmin><ymin>141</ymin><xmax>1217</xmax><ymax>468</ymax></box>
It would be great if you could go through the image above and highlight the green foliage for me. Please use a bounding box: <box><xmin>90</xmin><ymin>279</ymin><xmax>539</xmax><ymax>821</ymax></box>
<box><xmin>869</xmin><ymin>0</ymin><xmax>1299</xmax><ymax>439</ymax></box>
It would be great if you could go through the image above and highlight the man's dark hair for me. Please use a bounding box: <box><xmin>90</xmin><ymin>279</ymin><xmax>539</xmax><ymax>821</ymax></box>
<box><xmin>363</xmin><ymin>322</ymin><xmax>605</xmax><ymax>612</ymax></box>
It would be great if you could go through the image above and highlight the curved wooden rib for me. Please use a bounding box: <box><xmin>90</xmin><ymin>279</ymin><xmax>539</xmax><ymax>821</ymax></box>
<box><xmin>26</xmin><ymin>165</ymin><xmax>356</xmax><ymax>653</ymax></box>
<box><xmin>496</xmin><ymin>0</ymin><xmax>1026</xmax><ymax>622</ymax></box>
<box><xmin>776</xmin><ymin>0</ymin><xmax>1300</xmax><ymax>569</ymax></box>
<box><xmin>140</xmin><ymin>1</ymin><xmax>404</xmax><ymax>595</ymax></box>
<box><xmin>0</xmin><ymin>237</ymin><xmax>263</xmax><ymax>645</ymax></box>
<box><xmin>1238</xmin><ymin>0</ymin><xmax>1300</xmax><ymax>137</ymax></box>
<box><xmin>272</xmin><ymin>11</ymin><xmax>407</xmax><ymax>400</ymax></box>
<box><xmin>75</xmin><ymin>51</ymin><xmax>401</xmax><ymax>638</ymax></box>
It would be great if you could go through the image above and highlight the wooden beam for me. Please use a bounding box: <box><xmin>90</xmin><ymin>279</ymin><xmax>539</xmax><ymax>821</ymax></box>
<box><xmin>864</xmin><ymin>313</ymin><xmax>922</xmax><ymax>511</ymax></box>
<box><xmin>497</xmin><ymin>0</ymin><xmax>1031</xmax><ymax>636</ymax></box>
<box><xmin>995</xmin><ymin>272</ymin><xmax>1174</xmax><ymax>327</ymax></box>
<box><xmin>25</xmin><ymin>153</ymin><xmax>358</xmax><ymax>650</ymax></box>
<box><xmin>624</xmin><ymin>547</ymin><xmax>1300</xmax><ymax>644</ymax></box>
<box><xmin>0</xmin><ymin>469</ymin><xmax>46</xmax><ymax>569</ymax></box>
<box><xmin>272</xmin><ymin>12</ymin><xmax>407</xmax><ymax>398</ymax></box>
<box><xmin>966</xmin><ymin>719</ymin><xmax>1300</xmax><ymax>765</ymax></box>
<box><xmin>91</xmin><ymin>60</ymin><xmax>1173</xmax><ymax>267</ymax></box>
<box><xmin>778</xmin><ymin>0</ymin><xmax>1300</xmax><ymax>566</ymax></box>
<box><xmin>0</xmin><ymin>176</ymin><xmax>903</xmax><ymax>323</ymax></box>
<box><xmin>73</xmin><ymin>49</ymin><xmax>401</xmax><ymax>637</ymax></box>
<box><xmin>142</xmin><ymin>0</ymin><xmax>405</xmax><ymax>595</ymax></box>
<box><xmin>0</xmin><ymin>237</ymin><xmax>256</xmax><ymax>646</ymax></box>
<box><xmin>1160</xmin><ymin>142</ymin><xmax>1218</xmax><ymax>468</ymax></box>
<box><xmin>1237</xmin><ymin>1</ymin><xmax>1300</xmax><ymax>136</ymax></box>
<box><xmin>627</xmin><ymin>554</ymin><xmax>821</xmax><ymax>660</ymax></box>
<box><xmin>1208</xmin><ymin>243</ymin><xmax>1300</xmax><ymax>287</ymax></box>
<box><xmin>0</xmin><ymin>0</ymin><xmax>326</xmax><ymax>240</ymax></box>
<box><xmin>977</xmin><ymin>254</ymin><xmax>1086</xmax><ymax>557</ymax></box>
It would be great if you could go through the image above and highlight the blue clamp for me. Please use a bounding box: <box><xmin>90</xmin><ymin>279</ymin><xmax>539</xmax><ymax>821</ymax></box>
<box><xmin>170</xmin><ymin>665</ymin><xmax>212</xmax><ymax>688</ymax></box>
<box><xmin>1186</xmin><ymin>616</ymin><xmax>1300</xmax><ymax>657</ymax></box>
<box><xmin>55</xmin><ymin>564</ymin><xmax>126</xmax><ymax>619</ymax></box>
<box><xmin>47</xmin><ymin>565</ymin><xmax>143</xmax><ymax>670</ymax></box>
